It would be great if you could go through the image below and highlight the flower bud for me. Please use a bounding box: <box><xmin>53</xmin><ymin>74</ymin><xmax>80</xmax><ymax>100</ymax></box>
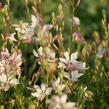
<box><xmin>72</xmin><ymin>32</ymin><xmax>84</xmax><ymax>43</ymax></box>
<box><xmin>37</xmin><ymin>29</ymin><xmax>52</xmax><ymax>47</ymax></box>
<box><xmin>46</xmin><ymin>63</ymin><xmax>57</xmax><ymax>74</ymax></box>
<box><xmin>92</xmin><ymin>31</ymin><xmax>100</xmax><ymax>44</ymax></box>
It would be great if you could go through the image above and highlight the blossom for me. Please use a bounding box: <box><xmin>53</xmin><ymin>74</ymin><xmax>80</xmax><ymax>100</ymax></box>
<box><xmin>96</xmin><ymin>45</ymin><xmax>106</xmax><ymax>58</ymax></box>
<box><xmin>58</xmin><ymin>51</ymin><xmax>87</xmax><ymax>71</ymax></box>
<box><xmin>0</xmin><ymin>48</ymin><xmax>22</xmax><ymax>91</ymax></box>
<box><xmin>51</xmin><ymin>77</ymin><xmax>65</xmax><ymax>93</ymax></box>
<box><xmin>6</xmin><ymin>33</ymin><xmax>17</xmax><ymax>42</ymax></box>
<box><xmin>69</xmin><ymin>16</ymin><xmax>80</xmax><ymax>26</ymax></box>
<box><xmin>43</xmin><ymin>24</ymin><xmax>53</xmax><ymax>31</ymax></box>
<box><xmin>84</xmin><ymin>87</ymin><xmax>93</xmax><ymax>101</ymax></box>
<box><xmin>15</xmin><ymin>23</ymin><xmax>34</xmax><ymax>42</ymax></box>
<box><xmin>36</xmin><ymin>24</ymin><xmax>52</xmax><ymax>46</ymax></box>
<box><xmin>47</xmin><ymin>94</ymin><xmax>77</xmax><ymax>109</ymax></box>
<box><xmin>72</xmin><ymin>32</ymin><xmax>84</xmax><ymax>42</ymax></box>
<box><xmin>0</xmin><ymin>49</ymin><xmax>22</xmax><ymax>75</ymax></box>
<box><xmin>64</xmin><ymin>71</ymin><xmax>83</xmax><ymax>82</ymax></box>
<box><xmin>0</xmin><ymin>73</ymin><xmax>19</xmax><ymax>91</ymax></box>
<box><xmin>33</xmin><ymin>47</ymin><xmax>56</xmax><ymax>64</ymax></box>
<box><xmin>31</xmin><ymin>83</ymin><xmax>52</xmax><ymax>101</ymax></box>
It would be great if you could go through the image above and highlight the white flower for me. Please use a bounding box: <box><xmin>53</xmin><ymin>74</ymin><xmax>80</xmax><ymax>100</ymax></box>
<box><xmin>6</xmin><ymin>33</ymin><xmax>17</xmax><ymax>42</ymax></box>
<box><xmin>31</xmin><ymin>83</ymin><xmax>52</xmax><ymax>101</ymax></box>
<box><xmin>72</xmin><ymin>32</ymin><xmax>84</xmax><ymax>42</ymax></box>
<box><xmin>15</xmin><ymin>23</ymin><xmax>34</xmax><ymax>41</ymax></box>
<box><xmin>96</xmin><ymin>45</ymin><xmax>105</xmax><ymax>58</ymax></box>
<box><xmin>43</xmin><ymin>24</ymin><xmax>53</xmax><ymax>31</ymax></box>
<box><xmin>33</xmin><ymin>47</ymin><xmax>56</xmax><ymax>64</ymax></box>
<box><xmin>69</xmin><ymin>17</ymin><xmax>80</xmax><ymax>26</ymax></box>
<box><xmin>58</xmin><ymin>51</ymin><xmax>87</xmax><ymax>71</ymax></box>
<box><xmin>0</xmin><ymin>49</ymin><xmax>22</xmax><ymax>75</ymax></box>
<box><xmin>0</xmin><ymin>73</ymin><xmax>19</xmax><ymax>91</ymax></box>
<box><xmin>84</xmin><ymin>87</ymin><xmax>93</xmax><ymax>101</ymax></box>
<box><xmin>47</xmin><ymin>94</ymin><xmax>77</xmax><ymax>109</ymax></box>
<box><xmin>64</xmin><ymin>71</ymin><xmax>83</xmax><ymax>82</ymax></box>
<box><xmin>52</xmin><ymin>77</ymin><xmax>65</xmax><ymax>93</ymax></box>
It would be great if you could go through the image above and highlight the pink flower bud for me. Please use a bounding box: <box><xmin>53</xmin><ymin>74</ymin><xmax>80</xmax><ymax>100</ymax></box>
<box><xmin>72</xmin><ymin>32</ymin><xmax>84</xmax><ymax>42</ymax></box>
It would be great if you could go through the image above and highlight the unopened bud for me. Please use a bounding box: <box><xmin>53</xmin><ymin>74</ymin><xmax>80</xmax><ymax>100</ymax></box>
<box><xmin>72</xmin><ymin>32</ymin><xmax>84</xmax><ymax>42</ymax></box>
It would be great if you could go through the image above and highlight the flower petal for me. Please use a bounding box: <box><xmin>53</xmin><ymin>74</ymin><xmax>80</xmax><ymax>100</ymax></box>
<box><xmin>33</xmin><ymin>50</ymin><xmax>38</xmax><ymax>57</ymax></box>
<box><xmin>71</xmin><ymin>52</ymin><xmax>78</xmax><ymax>61</ymax></box>
<box><xmin>0</xmin><ymin>73</ymin><xmax>7</xmax><ymax>83</ymax></box>
<box><xmin>31</xmin><ymin>92</ymin><xmax>41</xmax><ymax>99</ymax></box>
<box><xmin>59</xmin><ymin>58</ymin><xmax>68</xmax><ymax>64</ymax></box>
<box><xmin>41</xmin><ymin>83</ymin><xmax>46</xmax><ymax>92</ymax></box>
<box><xmin>61</xmin><ymin>94</ymin><xmax>67</xmax><ymax>104</ymax></box>
<box><xmin>64</xmin><ymin>72</ymin><xmax>70</xmax><ymax>80</ymax></box>
<box><xmin>39</xmin><ymin>47</ymin><xmax>43</xmax><ymax>57</ymax></box>
<box><xmin>34</xmin><ymin>85</ymin><xmax>42</xmax><ymax>93</ymax></box>
<box><xmin>45</xmin><ymin>88</ymin><xmax>52</xmax><ymax>95</ymax></box>
<box><xmin>64</xmin><ymin>52</ymin><xmax>70</xmax><ymax>61</ymax></box>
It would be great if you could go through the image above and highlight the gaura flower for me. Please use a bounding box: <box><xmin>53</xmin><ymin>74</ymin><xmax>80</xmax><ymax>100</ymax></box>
<box><xmin>43</xmin><ymin>24</ymin><xmax>53</xmax><ymax>31</ymax></box>
<box><xmin>33</xmin><ymin>47</ymin><xmax>56</xmax><ymax>64</ymax></box>
<box><xmin>64</xmin><ymin>71</ymin><xmax>83</xmax><ymax>82</ymax></box>
<box><xmin>0</xmin><ymin>49</ymin><xmax>22</xmax><ymax>75</ymax></box>
<box><xmin>58</xmin><ymin>51</ymin><xmax>87</xmax><ymax>71</ymax></box>
<box><xmin>36</xmin><ymin>24</ymin><xmax>52</xmax><ymax>46</ymax></box>
<box><xmin>0</xmin><ymin>73</ymin><xmax>19</xmax><ymax>91</ymax></box>
<box><xmin>84</xmin><ymin>87</ymin><xmax>93</xmax><ymax>101</ymax></box>
<box><xmin>51</xmin><ymin>77</ymin><xmax>65</xmax><ymax>93</ymax></box>
<box><xmin>69</xmin><ymin>16</ymin><xmax>80</xmax><ymax>27</ymax></box>
<box><xmin>6</xmin><ymin>33</ymin><xmax>17</xmax><ymax>43</ymax></box>
<box><xmin>15</xmin><ymin>23</ymin><xmax>34</xmax><ymax>42</ymax></box>
<box><xmin>72</xmin><ymin>32</ymin><xmax>84</xmax><ymax>43</ymax></box>
<box><xmin>96</xmin><ymin>45</ymin><xmax>106</xmax><ymax>58</ymax></box>
<box><xmin>47</xmin><ymin>94</ymin><xmax>77</xmax><ymax>109</ymax></box>
<box><xmin>31</xmin><ymin>83</ymin><xmax>52</xmax><ymax>101</ymax></box>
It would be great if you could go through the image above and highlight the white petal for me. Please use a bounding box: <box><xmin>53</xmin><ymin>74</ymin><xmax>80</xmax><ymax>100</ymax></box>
<box><xmin>58</xmin><ymin>84</ymin><xmax>65</xmax><ymax>92</ymax></box>
<box><xmin>9</xmin><ymin>78</ymin><xmax>19</xmax><ymax>85</ymax></box>
<box><xmin>33</xmin><ymin>50</ymin><xmax>38</xmax><ymax>57</ymax></box>
<box><xmin>0</xmin><ymin>73</ymin><xmax>7</xmax><ymax>83</ymax></box>
<box><xmin>59</xmin><ymin>58</ymin><xmax>68</xmax><ymax>64</ymax></box>
<box><xmin>31</xmin><ymin>15</ymin><xmax>39</xmax><ymax>27</ymax></box>
<box><xmin>38</xmin><ymin>47</ymin><xmax>43</xmax><ymax>57</ymax></box>
<box><xmin>71</xmin><ymin>52</ymin><xmax>78</xmax><ymax>61</ymax></box>
<box><xmin>58</xmin><ymin>62</ymin><xmax>66</xmax><ymax>69</ymax></box>
<box><xmin>56</xmin><ymin>77</ymin><xmax>60</xmax><ymax>85</ymax></box>
<box><xmin>45</xmin><ymin>88</ymin><xmax>52</xmax><ymax>95</ymax></box>
<box><xmin>41</xmin><ymin>83</ymin><xmax>46</xmax><ymax>92</ymax></box>
<box><xmin>31</xmin><ymin>92</ymin><xmax>41</xmax><ymax>99</ymax></box>
<box><xmin>4</xmin><ymin>86</ymin><xmax>10</xmax><ymax>91</ymax></box>
<box><xmin>64</xmin><ymin>51</ymin><xmax>70</xmax><ymax>61</ymax></box>
<box><xmin>63</xmin><ymin>102</ymin><xmax>77</xmax><ymax>109</ymax></box>
<box><xmin>96</xmin><ymin>45</ymin><xmax>105</xmax><ymax>58</ymax></box>
<box><xmin>72</xmin><ymin>16</ymin><xmax>80</xmax><ymax>26</ymax></box>
<box><xmin>61</xmin><ymin>94</ymin><xmax>67</xmax><ymax>103</ymax></box>
<box><xmin>34</xmin><ymin>85</ymin><xmax>42</xmax><ymax>93</ymax></box>
<box><xmin>71</xmin><ymin>71</ymin><xmax>83</xmax><ymax>82</ymax></box>
<box><xmin>43</xmin><ymin>24</ymin><xmax>52</xmax><ymax>31</ymax></box>
<box><xmin>64</xmin><ymin>72</ymin><xmax>70</xmax><ymax>80</ymax></box>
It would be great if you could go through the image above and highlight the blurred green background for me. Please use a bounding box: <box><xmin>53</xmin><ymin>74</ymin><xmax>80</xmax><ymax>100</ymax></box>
<box><xmin>0</xmin><ymin>0</ymin><xmax>109</xmax><ymax>37</ymax></box>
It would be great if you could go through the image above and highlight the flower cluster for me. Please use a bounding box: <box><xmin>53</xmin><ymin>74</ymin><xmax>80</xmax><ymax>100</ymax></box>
<box><xmin>0</xmin><ymin>49</ymin><xmax>22</xmax><ymax>91</ymax></box>
<box><xmin>58</xmin><ymin>51</ymin><xmax>87</xmax><ymax>83</ymax></box>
